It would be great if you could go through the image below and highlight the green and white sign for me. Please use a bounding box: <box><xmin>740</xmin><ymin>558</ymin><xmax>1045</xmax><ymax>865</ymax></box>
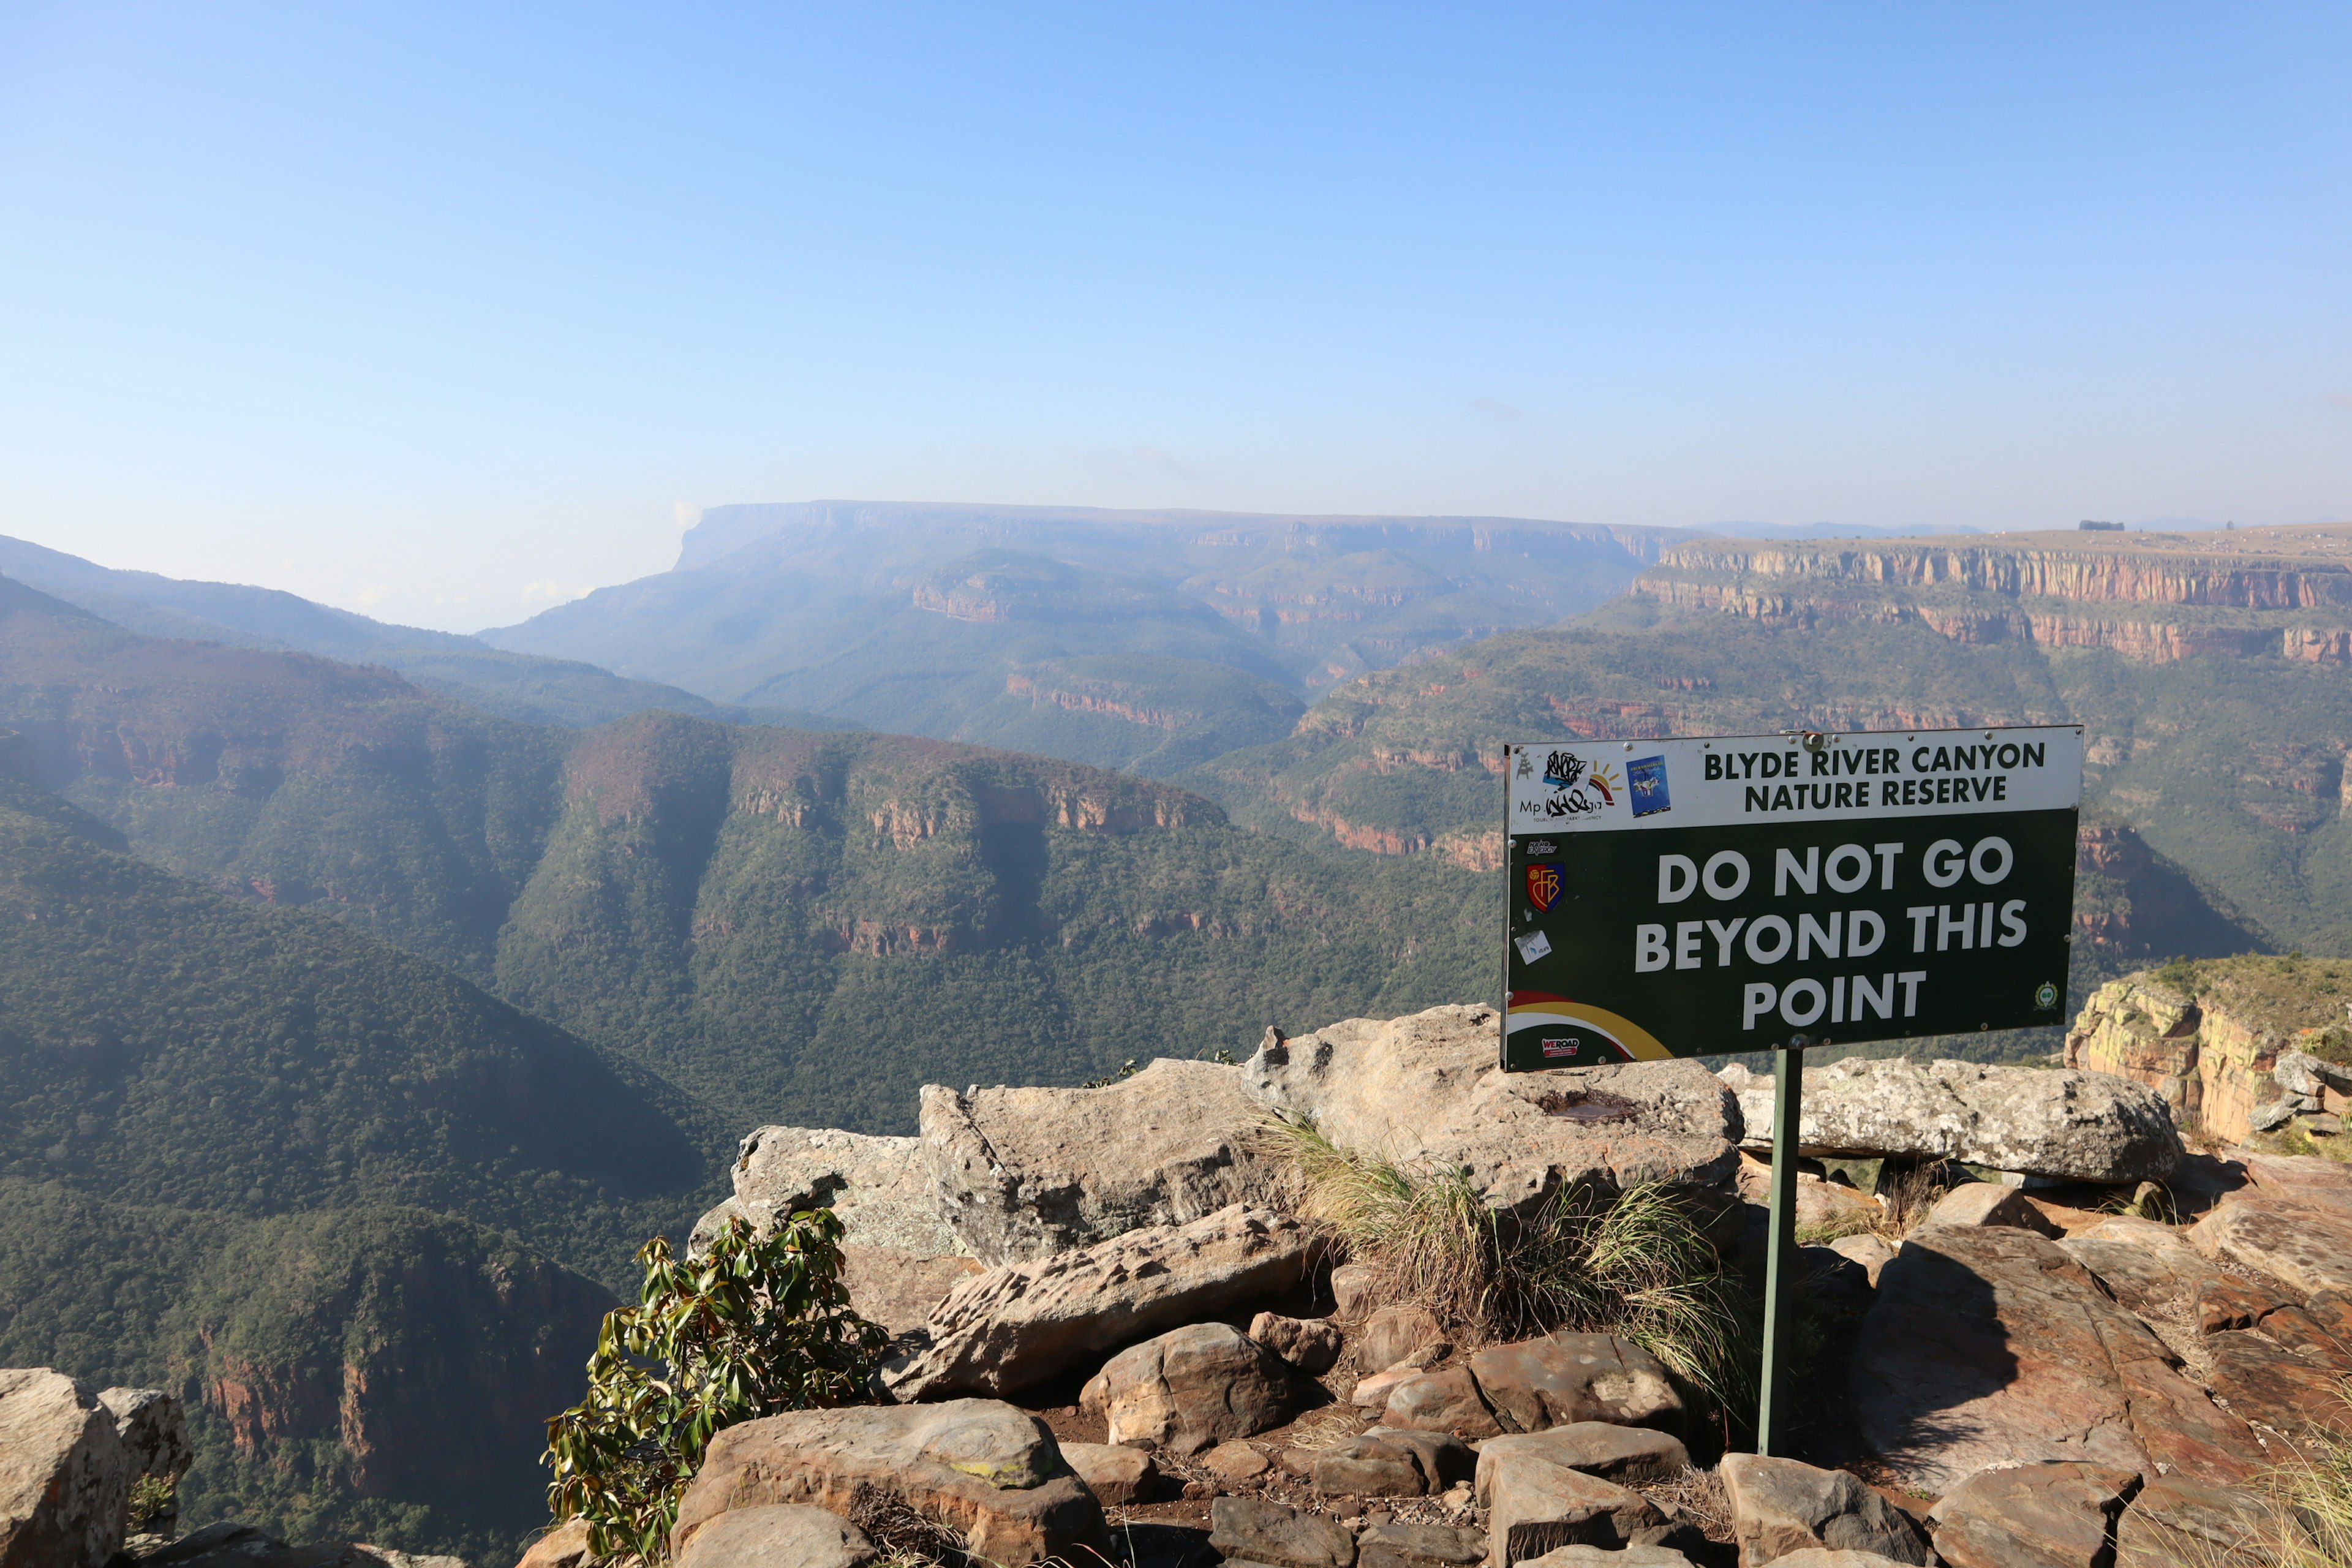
<box><xmin>1501</xmin><ymin>725</ymin><xmax>2084</xmax><ymax>1071</ymax></box>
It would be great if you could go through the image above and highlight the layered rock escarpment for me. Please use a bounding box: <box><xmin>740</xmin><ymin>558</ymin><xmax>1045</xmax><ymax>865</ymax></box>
<box><xmin>2065</xmin><ymin>956</ymin><xmax>2352</xmax><ymax>1142</ymax></box>
<box><xmin>1632</xmin><ymin>524</ymin><xmax>2352</xmax><ymax>663</ymax></box>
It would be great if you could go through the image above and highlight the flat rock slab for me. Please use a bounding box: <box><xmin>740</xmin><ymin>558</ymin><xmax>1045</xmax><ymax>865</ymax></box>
<box><xmin>1208</xmin><ymin>1496</ymin><xmax>1357</xmax><ymax>1568</ymax></box>
<box><xmin>2057</xmin><ymin>1222</ymin><xmax>2228</xmax><ymax>1317</ymax></box>
<box><xmin>1921</xmin><ymin>1183</ymin><xmax>2062</xmax><ymax>1235</ymax></box>
<box><xmin>1476</xmin><ymin>1449</ymin><xmax>1670</xmax><ymax>1567</ymax></box>
<box><xmin>1479</xmin><ymin>1424</ymin><xmax>1691</xmax><ymax>1486</ymax></box>
<box><xmin>1060</xmin><ymin>1441</ymin><xmax>1156</xmax><ymax>1506</ymax></box>
<box><xmin>671</xmin><ymin>1504</ymin><xmax>876</xmax><ymax>1568</ymax></box>
<box><xmin>1244</xmin><ymin>1004</ymin><xmax>1741</xmax><ymax>1213</ymax></box>
<box><xmin>668</xmin><ymin>1398</ymin><xmax>1104</xmax><ymax>1568</ymax></box>
<box><xmin>1763</xmin><ymin>1553</ymin><xmax>1927</xmax><ymax>1568</ymax></box>
<box><xmin>2203</xmin><ymin>1329</ymin><xmax>2350</xmax><ymax>1436</ymax></box>
<box><xmin>1852</xmin><ymin>1225</ymin><xmax>2266</xmax><ymax>1491</ymax></box>
<box><xmin>2233</xmin><ymin>1150</ymin><xmax>2352</xmax><ymax>1205</ymax></box>
<box><xmin>0</xmin><ymin>1367</ymin><xmax>129</xmax><ymax>1568</ymax></box>
<box><xmin>1080</xmin><ymin>1322</ymin><xmax>1300</xmax><ymax>1455</ymax></box>
<box><xmin>921</xmin><ymin>1060</ymin><xmax>1280</xmax><ymax>1264</ymax></box>
<box><xmin>1928</xmin><ymin>1461</ymin><xmax>2138</xmax><ymax>1568</ymax></box>
<box><xmin>1719</xmin><ymin>1454</ymin><xmax>1929</xmax><ymax>1568</ymax></box>
<box><xmin>2114</xmin><ymin>1474</ymin><xmax>2278</xmax><ymax>1568</ymax></box>
<box><xmin>1467</xmin><ymin>1333</ymin><xmax>1684</xmax><ymax>1437</ymax></box>
<box><xmin>692</xmin><ymin>1124</ymin><xmax>963</xmax><ymax>1257</ymax></box>
<box><xmin>1522</xmin><ymin>1548</ymin><xmax>1695</xmax><ymax>1568</ymax></box>
<box><xmin>839</xmin><ymin>1245</ymin><xmax>985</xmax><ymax>1337</ymax></box>
<box><xmin>2191</xmin><ymin>1194</ymin><xmax>2352</xmax><ymax>1297</ymax></box>
<box><xmin>1382</xmin><ymin>1365</ymin><xmax>1502</xmax><ymax>1439</ymax></box>
<box><xmin>1721</xmin><ymin>1057</ymin><xmax>2180</xmax><ymax>1183</ymax></box>
<box><xmin>886</xmin><ymin>1203</ymin><xmax>1313</xmax><ymax>1400</ymax></box>
<box><xmin>1359</xmin><ymin>1519</ymin><xmax>1489</xmax><ymax>1567</ymax></box>
<box><xmin>1312</xmin><ymin>1428</ymin><xmax>1473</xmax><ymax>1498</ymax></box>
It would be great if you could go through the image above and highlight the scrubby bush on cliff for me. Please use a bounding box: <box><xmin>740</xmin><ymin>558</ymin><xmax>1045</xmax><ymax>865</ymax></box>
<box><xmin>544</xmin><ymin>1210</ymin><xmax>888</xmax><ymax>1564</ymax></box>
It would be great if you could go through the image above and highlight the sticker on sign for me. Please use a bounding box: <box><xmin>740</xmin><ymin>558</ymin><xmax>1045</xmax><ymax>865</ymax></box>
<box><xmin>1500</xmin><ymin>725</ymin><xmax>2083</xmax><ymax>1071</ymax></box>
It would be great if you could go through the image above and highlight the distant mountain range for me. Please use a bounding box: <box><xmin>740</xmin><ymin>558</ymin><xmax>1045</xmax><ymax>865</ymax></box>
<box><xmin>476</xmin><ymin>500</ymin><xmax>1693</xmax><ymax>773</ymax></box>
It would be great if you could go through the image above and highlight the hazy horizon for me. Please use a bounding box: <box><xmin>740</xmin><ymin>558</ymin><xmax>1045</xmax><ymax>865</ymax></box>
<box><xmin>4</xmin><ymin>4</ymin><xmax>2346</xmax><ymax>631</ymax></box>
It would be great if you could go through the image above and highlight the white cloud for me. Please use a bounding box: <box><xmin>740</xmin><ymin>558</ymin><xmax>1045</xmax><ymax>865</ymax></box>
<box><xmin>518</xmin><ymin>579</ymin><xmax>592</xmax><ymax>608</ymax></box>
<box><xmin>673</xmin><ymin>499</ymin><xmax>701</xmax><ymax>529</ymax></box>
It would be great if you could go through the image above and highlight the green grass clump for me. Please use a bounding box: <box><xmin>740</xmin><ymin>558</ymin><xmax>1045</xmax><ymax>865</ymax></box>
<box><xmin>1266</xmin><ymin>1113</ymin><xmax>1753</xmax><ymax>1412</ymax></box>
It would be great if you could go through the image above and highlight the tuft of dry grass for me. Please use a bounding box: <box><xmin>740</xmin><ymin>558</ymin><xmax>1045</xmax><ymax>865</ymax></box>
<box><xmin>1264</xmin><ymin>1112</ymin><xmax>1754</xmax><ymax>1412</ymax></box>
<box><xmin>1871</xmin><ymin>1160</ymin><xmax>1961</xmax><ymax>1237</ymax></box>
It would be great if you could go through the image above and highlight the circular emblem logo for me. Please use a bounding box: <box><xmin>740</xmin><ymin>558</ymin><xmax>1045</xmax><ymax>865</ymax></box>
<box><xmin>2035</xmin><ymin>982</ymin><xmax>2059</xmax><ymax>1010</ymax></box>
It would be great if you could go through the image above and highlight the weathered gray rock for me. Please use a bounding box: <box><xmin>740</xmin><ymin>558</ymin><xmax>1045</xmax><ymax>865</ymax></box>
<box><xmin>1360</xmin><ymin>1306</ymin><xmax>1448</xmax><ymax>1374</ymax></box>
<box><xmin>1080</xmin><ymin>1322</ymin><xmax>1300</xmax><ymax>1455</ymax></box>
<box><xmin>1928</xmin><ymin>1461</ymin><xmax>2139</xmax><ymax>1568</ymax></box>
<box><xmin>1522</xmin><ymin>1548</ymin><xmax>1696</xmax><ymax>1568</ymax></box>
<box><xmin>141</xmin><ymin>1528</ymin><xmax>466</xmax><ymax>1568</ymax></box>
<box><xmin>514</xmin><ymin>1520</ymin><xmax>592</xmax><ymax>1568</ymax></box>
<box><xmin>1382</xmin><ymin>1365</ymin><xmax>1501</xmax><ymax>1438</ymax></box>
<box><xmin>1360</xmin><ymin>1518</ymin><xmax>1489</xmax><ymax>1567</ymax></box>
<box><xmin>1853</xmin><ymin>1226</ymin><xmax>2265</xmax><ymax>1492</ymax></box>
<box><xmin>671</xmin><ymin>1503</ymin><xmax>877</xmax><ymax>1568</ymax></box>
<box><xmin>1480</xmin><ymin>1425</ymin><xmax>1690</xmax><ymax>1487</ymax></box>
<box><xmin>886</xmin><ymin>1203</ymin><xmax>1314</xmax><ymax>1399</ymax></box>
<box><xmin>1718</xmin><ymin>1453</ymin><xmax>1930</xmax><ymax>1568</ymax></box>
<box><xmin>1252</xmin><ymin>1311</ymin><xmax>1344</xmax><ymax>1374</ymax></box>
<box><xmin>1060</xmin><ymin>1441</ymin><xmax>1155</xmax><ymax>1506</ymax></box>
<box><xmin>1243</xmin><ymin>1005</ymin><xmax>1741</xmax><ymax>1213</ymax></box>
<box><xmin>692</xmin><ymin>1124</ymin><xmax>963</xmax><ymax>1257</ymax></box>
<box><xmin>97</xmin><ymin>1387</ymin><xmax>189</xmax><ymax>1483</ymax></box>
<box><xmin>1719</xmin><ymin>1057</ymin><xmax>2180</xmax><ymax>1183</ymax></box>
<box><xmin>2275</xmin><ymin>1049</ymin><xmax>2352</xmax><ymax>1099</ymax></box>
<box><xmin>668</xmin><ymin>1398</ymin><xmax>1104</xmax><ymax>1568</ymax></box>
<box><xmin>1476</xmin><ymin>1446</ymin><xmax>1672</xmax><ymax>1566</ymax></box>
<box><xmin>0</xmin><ymin>1368</ymin><xmax>129</xmax><ymax>1568</ymax></box>
<box><xmin>1206</xmin><ymin>1439</ymin><xmax>1274</xmax><ymax>1482</ymax></box>
<box><xmin>839</xmin><ymin>1245</ymin><xmax>986</xmax><ymax>1337</ymax></box>
<box><xmin>1919</xmin><ymin>1182</ymin><xmax>2061</xmax><ymax>1235</ymax></box>
<box><xmin>1466</xmin><ymin>1333</ymin><xmax>1684</xmax><ymax>1437</ymax></box>
<box><xmin>1208</xmin><ymin>1496</ymin><xmax>1357</xmax><ymax>1568</ymax></box>
<box><xmin>920</xmin><ymin>1060</ymin><xmax>1281</xmax><ymax>1264</ymax></box>
<box><xmin>1312</xmin><ymin>1428</ymin><xmax>1473</xmax><ymax>1498</ymax></box>
<box><xmin>2113</xmin><ymin>1474</ymin><xmax>2279</xmax><ymax>1568</ymax></box>
<box><xmin>2191</xmin><ymin>1193</ymin><xmax>2352</xmax><ymax>1296</ymax></box>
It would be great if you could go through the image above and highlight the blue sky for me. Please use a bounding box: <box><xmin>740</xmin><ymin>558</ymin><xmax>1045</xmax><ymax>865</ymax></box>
<box><xmin>2</xmin><ymin>3</ymin><xmax>2346</xmax><ymax>630</ymax></box>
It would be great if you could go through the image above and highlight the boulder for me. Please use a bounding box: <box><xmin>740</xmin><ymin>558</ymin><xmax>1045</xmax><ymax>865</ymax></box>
<box><xmin>1761</xmin><ymin>1554</ymin><xmax>1923</xmax><ymax>1568</ymax></box>
<box><xmin>1354</xmin><ymin>1364</ymin><xmax>1420</xmax><ymax>1411</ymax></box>
<box><xmin>1253</xmin><ymin>1312</ymin><xmax>1344</xmax><ymax>1374</ymax></box>
<box><xmin>1360</xmin><ymin>1306</ymin><xmax>1449</xmax><ymax>1374</ymax></box>
<box><xmin>2236</xmin><ymin>1150</ymin><xmax>2352</xmax><ymax>1204</ymax></box>
<box><xmin>1312</xmin><ymin>1428</ymin><xmax>1473</xmax><ymax>1498</ymax></box>
<box><xmin>2057</xmin><ymin>1218</ymin><xmax>2228</xmax><ymax>1316</ymax></box>
<box><xmin>1927</xmin><ymin>1461</ymin><xmax>2139</xmax><ymax>1568</ymax></box>
<box><xmin>2113</xmin><ymin>1474</ymin><xmax>2278</xmax><ymax>1568</ymax></box>
<box><xmin>886</xmin><ymin>1203</ymin><xmax>1314</xmax><ymax>1399</ymax></box>
<box><xmin>693</xmin><ymin>1123</ymin><xmax>963</xmax><ymax>1257</ymax></box>
<box><xmin>1206</xmin><ymin>1441</ymin><xmax>1273</xmax><ymax>1482</ymax></box>
<box><xmin>667</xmin><ymin>1398</ymin><xmax>1104</xmax><ymax>1568</ymax></box>
<box><xmin>0</xmin><ymin>1368</ymin><xmax>129</xmax><ymax>1568</ymax></box>
<box><xmin>1475</xmin><ymin>1446</ymin><xmax>1672</xmax><ymax>1566</ymax></box>
<box><xmin>1918</xmin><ymin>1182</ymin><xmax>2063</xmax><ymax>1235</ymax></box>
<box><xmin>1333</xmin><ymin>1262</ymin><xmax>1380</xmax><ymax>1319</ymax></box>
<box><xmin>1208</xmin><ymin>1496</ymin><xmax>1357</xmax><ymax>1568</ymax></box>
<box><xmin>1466</xmin><ymin>1333</ymin><xmax>1684</xmax><ymax>1437</ymax></box>
<box><xmin>1382</xmin><ymin>1366</ymin><xmax>1502</xmax><ymax>1438</ymax></box>
<box><xmin>514</xmin><ymin>1520</ymin><xmax>592</xmax><ymax>1568</ymax></box>
<box><xmin>96</xmin><ymin>1388</ymin><xmax>189</xmax><ymax>1485</ymax></box>
<box><xmin>1719</xmin><ymin>1057</ymin><xmax>2180</xmax><ymax>1183</ymax></box>
<box><xmin>919</xmin><ymin>1060</ymin><xmax>1280</xmax><ymax>1264</ymax></box>
<box><xmin>1060</xmin><ymin>1441</ymin><xmax>1155</xmax><ymax>1506</ymax></box>
<box><xmin>1479</xmin><ymin>1425</ymin><xmax>1691</xmax><ymax>1487</ymax></box>
<box><xmin>1717</xmin><ymin>1453</ymin><xmax>1930</xmax><ymax>1568</ymax></box>
<box><xmin>2191</xmin><ymin>1194</ymin><xmax>2352</xmax><ymax>1296</ymax></box>
<box><xmin>1828</xmin><ymin>1233</ymin><xmax>1897</xmax><ymax>1287</ymax></box>
<box><xmin>1360</xmin><ymin>1519</ymin><xmax>1489</xmax><ymax>1567</ymax></box>
<box><xmin>671</xmin><ymin>1503</ymin><xmax>877</xmax><ymax>1568</ymax></box>
<box><xmin>1852</xmin><ymin>1226</ymin><xmax>2266</xmax><ymax>1492</ymax></box>
<box><xmin>1081</xmin><ymin>1322</ymin><xmax>1300</xmax><ymax>1454</ymax></box>
<box><xmin>1736</xmin><ymin>1155</ymin><xmax>1882</xmax><ymax>1236</ymax></box>
<box><xmin>837</xmin><ymin>1245</ymin><xmax>985</xmax><ymax>1340</ymax></box>
<box><xmin>1522</xmin><ymin>1549</ymin><xmax>1695</xmax><ymax>1568</ymax></box>
<box><xmin>1243</xmin><ymin>1005</ymin><xmax>1741</xmax><ymax>1214</ymax></box>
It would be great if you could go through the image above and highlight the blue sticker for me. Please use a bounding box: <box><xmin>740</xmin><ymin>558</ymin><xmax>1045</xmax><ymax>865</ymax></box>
<box><xmin>1627</xmin><ymin>755</ymin><xmax>1671</xmax><ymax>818</ymax></box>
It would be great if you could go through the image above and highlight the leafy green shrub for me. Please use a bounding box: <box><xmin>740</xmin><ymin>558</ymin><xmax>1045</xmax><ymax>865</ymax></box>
<box><xmin>544</xmin><ymin>1210</ymin><xmax>888</xmax><ymax>1564</ymax></box>
<box><xmin>1267</xmin><ymin>1114</ymin><xmax>1752</xmax><ymax>1410</ymax></box>
<box><xmin>127</xmin><ymin>1473</ymin><xmax>176</xmax><ymax>1532</ymax></box>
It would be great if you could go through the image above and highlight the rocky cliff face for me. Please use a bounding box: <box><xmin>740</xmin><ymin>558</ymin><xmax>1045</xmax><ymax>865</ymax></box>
<box><xmin>1634</xmin><ymin>525</ymin><xmax>2352</xmax><ymax>663</ymax></box>
<box><xmin>2065</xmin><ymin>956</ymin><xmax>2352</xmax><ymax>1140</ymax></box>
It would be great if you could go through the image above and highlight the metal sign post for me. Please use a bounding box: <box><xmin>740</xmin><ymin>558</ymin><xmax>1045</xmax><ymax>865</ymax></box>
<box><xmin>1498</xmin><ymin>725</ymin><xmax>2084</xmax><ymax>1455</ymax></box>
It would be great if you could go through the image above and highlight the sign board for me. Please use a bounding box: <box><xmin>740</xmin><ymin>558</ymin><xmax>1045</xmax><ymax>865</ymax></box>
<box><xmin>1501</xmin><ymin>725</ymin><xmax>2084</xmax><ymax>1071</ymax></box>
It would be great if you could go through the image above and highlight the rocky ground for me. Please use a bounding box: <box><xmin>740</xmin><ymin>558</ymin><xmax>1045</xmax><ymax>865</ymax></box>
<box><xmin>22</xmin><ymin>992</ymin><xmax>2352</xmax><ymax>1567</ymax></box>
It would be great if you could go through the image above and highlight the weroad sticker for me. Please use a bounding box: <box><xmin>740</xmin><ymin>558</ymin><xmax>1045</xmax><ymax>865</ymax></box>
<box><xmin>1501</xmin><ymin>725</ymin><xmax>2083</xmax><ymax>1071</ymax></box>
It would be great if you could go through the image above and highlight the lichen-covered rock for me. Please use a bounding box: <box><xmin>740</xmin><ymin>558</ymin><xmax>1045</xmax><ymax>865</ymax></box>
<box><xmin>97</xmin><ymin>1387</ymin><xmax>189</xmax><ymax>1483</ymax></box>
<box><xmin>1721</xmin><ymin>1057</ymin><xmax>2179</xmax><ymax>1182</ymax></box>
<box><xmin>692</xmin><ymin>1123</ymin><xmax>963</xmax><ymax>1257</ymax></box>
<box><xmin>0</xmin><ymin>1368</ymin><xmax>129</xmax><ymax>1568</ymax></box>
<box><xmin>1719</xmin><ymin>1453</ymin><xmax>1930</xmax><ymax>1568</ymax></box>
<box><xmin>887</xmin><ymin>1204</ymin><xmax>1314</xmax><ymax>1400</ymax></box>
<box><xmin>2191</xmin><ymin>1193</ymin><xmax>2352</xmax><ymax>1296</ymax></box>
<box><xmin>1244</xmin><ymin>1005</ymin><xmax>1741</xmax><ymax>1213</ymax></box>
<box><xmin>1079</xmin><ymin>1322</ymin><xmax>1299</xmax><ymax>1454</ymax></box>
<box><xmin>668</xmin><ymin>1399</ymin><xmax>1104</xmax><ymax>1568</ymax></box>
<box><xmin>919</xmin><ymin>1060</ymin><xmax>1280</xmax><ymax>1264</ymax></box>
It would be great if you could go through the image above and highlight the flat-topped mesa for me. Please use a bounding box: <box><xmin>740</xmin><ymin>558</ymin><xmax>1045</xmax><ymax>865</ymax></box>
<box><xmin>1242</xmin><ymin>1003</ymin><xmax>1743</xmax><ymax>1210</ymax></box>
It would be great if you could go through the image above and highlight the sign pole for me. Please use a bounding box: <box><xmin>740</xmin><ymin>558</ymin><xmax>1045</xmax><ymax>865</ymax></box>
<box><xmin>1757</xmin><ymin>1036</ymin><xmax>1806</xmax><ymax>1455</ymax></box>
